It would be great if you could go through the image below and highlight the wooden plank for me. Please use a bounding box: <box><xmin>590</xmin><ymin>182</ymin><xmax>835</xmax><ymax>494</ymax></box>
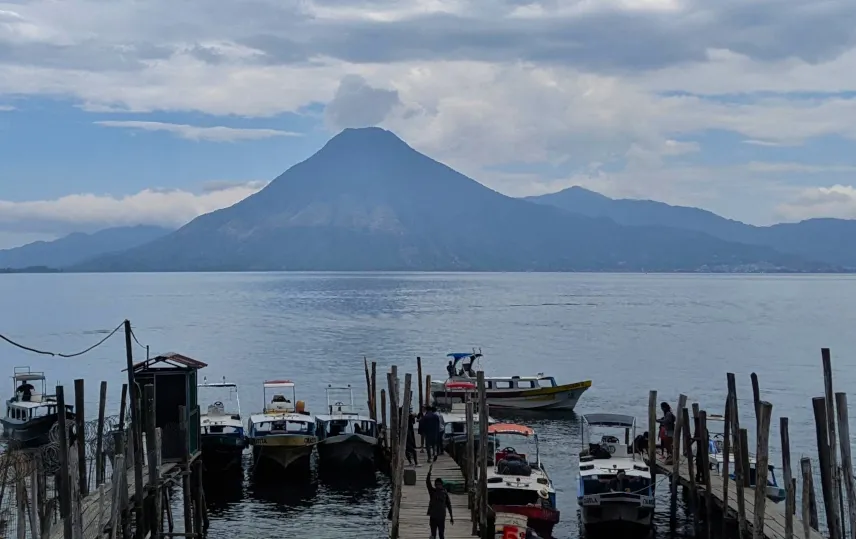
<box><xmin>651</xmin><ymin>454</ymin><xmax>826</xmax><ymax>539</ymax></box>
<box><xmin>835</xmin><ymin>392</ymin><xmax>856</xmax><ymax>539</ymax></box>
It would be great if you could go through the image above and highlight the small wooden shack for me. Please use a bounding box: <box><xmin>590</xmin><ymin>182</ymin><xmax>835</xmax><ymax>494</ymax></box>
<box><xmin>133</xmin><ymin>353</ymin><xmax>207</xmax><ymax>461</ymax></box>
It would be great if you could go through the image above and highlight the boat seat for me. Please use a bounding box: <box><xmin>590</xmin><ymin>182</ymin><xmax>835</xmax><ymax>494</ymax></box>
<box><xmin>496</xmin><ymin>451</ymin><xmax>527</xmax><ymax>464</ymax></box>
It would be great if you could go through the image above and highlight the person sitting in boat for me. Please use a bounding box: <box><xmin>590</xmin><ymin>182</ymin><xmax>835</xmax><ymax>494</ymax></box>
<box><xmin>271</xmin><ymin>394</ymin><xmax>288</xmax><ymax>403</ymax></box>
<box><xmin>631</xmin><ymin>431</ymin><xmax>649</xmax><ymax>454</ymax></box>
<box><xmin>608</xmin><ymin>470</ymin><xmax>629</xmax><ymax>492</ymax></box>
<box><xmin>446</xmin><ymin>360</ymin><xmax>456</xmax><ymax>379</ymax></box>
<box><xmin>16</xmin><ymin>381</ymin><xmax>35</xmax><ymax>402</ymax></box>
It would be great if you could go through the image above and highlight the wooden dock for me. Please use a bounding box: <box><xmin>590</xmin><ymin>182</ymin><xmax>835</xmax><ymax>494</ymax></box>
<box><xmin>650</xmin><ymin>453</ymin><xmax>823</xmax><ymax>539</ymax></box>
<box><xmin>397</xmin><ymin>454</ymin><xmax>475</xmax><ymax>539</ymax></box>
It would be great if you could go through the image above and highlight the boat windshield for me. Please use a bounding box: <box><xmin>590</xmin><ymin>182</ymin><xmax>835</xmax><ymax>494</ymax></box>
<box><xmin>581</xmin><ymin>414</ymin><xmax>638</xmax><ymax>460</ymax></box>
<box><xmin>255</xmin><ymin>420</ymin><xmax>315</xmax><ymax>435</ymax></box>
<box><xmin>199</xmin><ymin>381</ymin><xmax>240</xmax><ymax>416</ymax></box>
<box><xmin>322</xmin><ymin>419</ymin><xmax>375</xmax><ymax>436</ymax></box>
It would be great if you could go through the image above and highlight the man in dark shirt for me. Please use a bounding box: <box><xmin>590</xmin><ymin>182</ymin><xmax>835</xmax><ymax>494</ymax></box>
<box><xmin>608</xmin><ymin>470</ymin><xmax>628</xmax><ymax>492</ymax></box>
<box><xmin>419</xmin><ymin>407</ymin><xmax>440</xmax><ymax>461</ymax></box>
<box><xmin>426</xmin><ymin>465</ymin><xmax>454</xmax><ymax>539</ymax></box>
<box><xmin>16</xmin><ymin>382</ymin><xmax>35</xmax><ymax>402</ymax></box>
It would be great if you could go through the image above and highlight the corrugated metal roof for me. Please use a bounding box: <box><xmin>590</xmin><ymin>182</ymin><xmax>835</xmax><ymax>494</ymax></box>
<box><xmin>132</xmin><ymin>353</ymin><xmax>208</xmax><ymax>371</ymax></box>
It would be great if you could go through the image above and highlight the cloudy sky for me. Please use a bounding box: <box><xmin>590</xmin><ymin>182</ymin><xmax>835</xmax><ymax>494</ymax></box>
<box><xmin>1</xmin><ymin>0</ymin><xmax>855</xmax><ymax>249</ymax></box>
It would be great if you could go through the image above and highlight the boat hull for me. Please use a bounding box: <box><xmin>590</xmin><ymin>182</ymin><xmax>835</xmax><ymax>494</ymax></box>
<box><xmin>250</xmin><ymin>435</ymin><xmax>316</xmax><ymax>475</ymax></box>
<box><xmin>492</xmin><ymin>504</ymin><xmax>559</xmax><ymax>538</ymax></box>
<box><xmin>578</xmin><ymin>496</ymin><xmax>653</xmax><ymax>535</ymax></box>
<box><xmin>317</xmin><ymin>433</ymin><xmax>377</xmax><ymax>470</ymax></box>
<box><xmin>434</xmin><ymin>381</ymin><xmax>590</xmax><ymax>411</ymax></box>
<box><xmin>201</xmin><ymin>433</ymin><xmax>246</xmax><ymax>470</ymax></box>
<box><xmin>1</xmin><ymin>411</ymin><xmax>74</xmax><ymax>448</ymax></box>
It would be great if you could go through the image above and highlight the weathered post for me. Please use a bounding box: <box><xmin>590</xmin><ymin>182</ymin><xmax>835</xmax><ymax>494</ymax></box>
<box><xmin>648</xmin><ymin>391</ymin><xmax>657</xmax><ymax>488</ymax></box>
<box><xmin>380</xmin><ymin>388</ymin><xmax>388</xmax><ymax>447</ymax></box>
<box><xmin>57</xmin><ymin>385</ymin><xmax>73</xmax><ymax>539</ymax></box>
<box><xmin>123</xmin><ymin>320</ymin><xmax>144</xmax><ymax>539</ymax></box>
<box><xmin>680</xmin><ymin>408</ymin><xmax>698</xmax><ymax>529</ymax></box>
<box><xmin>751</xmin><ymin>372</ymin><xmax>760</xmax><ymax>428</ymax></box>
<box><xmin>723</xmin><ymin>394</ymin><xmax>733</xmax><ymax>539</ymax></box>
<box><xmin>363</xmin><ymin>357</ymin><xmax>373</xmax><ymax>419</ymax></box>
<box><xmin>823</xmin><ymin>349</ymin><xmax>843</xmax><ymax>538</ymax></box>
<box><xmin>417</xmin><ymin>357</ymin><xmax>424</xmax><ymax>413</ymax></box>
<box><xmin>390</xmin><ymin>373</ymin><xmax>412</xmax><ymax>539</ymax></box>
<box><xmin>699</xmin><ymin>410</ymin><xmax>713</xmax><ymax>539</ymax></box>
<box><xmin>727</xmin><ymin>372</ymin><xmax>747</xmax><ymax>538</ymax></box>
<box><xmin>670</xmin><ymin>394</ymin><xmax>687</xmax><ymax>526</ymax></box>
<box><xmin>802</xmin><ymin>457</ymin><xmax>820</xmax><ymax>533</ymax></box>
<box><xmin>370</xmin><ymin>361</ymin><xmax>377</xmax><ymax>420</ymax></box>
<box><xmin>96</xmin><ymin>381</ymin><xmax>108</xmax><ymax>485</ymax></box>
<box><xmin>813</xmin><ymin>396</ymin><xmax>841</xmax><ymax>539</ymax></box>
<box><xmin>478</xmin><ymin>371</ymin><xmax>489</xmax><ymax>536</ymax></box>
<box><xmin>753</xmin><ymin>401</ymin><xmax>773</xmax><ymax>539</ymax></box>
<box><xmin>425</xmin><ymin>374</ymin><xmax>432</xmax><ymax>407</ymax></box>
<box><xmin>781</xmin><ymin>417</ymin><xmax>794</xmax><ymax>539</ymax></box>
<box><xmin>835</xmin><ymin>392</ymin><xmax>856</xmax><ymax>539</ymax></box>
<box><xmin>74</xmin><ymin>379</ymin><xmax>88</xmax><ymax>497</ymax></box>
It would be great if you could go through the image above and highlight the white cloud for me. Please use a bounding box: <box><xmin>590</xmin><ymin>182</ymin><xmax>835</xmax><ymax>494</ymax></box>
<box><xmin>747</xmin><ymin>162</ymin><xmax>856</xmax><ymax>174</ymax></box>
<box><xmin>777</xmin><ymin>185</ymin><xmax>856</xmax><ymax>221</ymax></box>
<box><xmin>94</xmin><ymin>120</ymin><xmax>300</xmax><ymax>141</ymax></box>
<box><xmin>0</xmin><ymin>104</ymin><xmax>13</xmax><ymax>111</ymax></box>
<box><xmin>0</xmin><ymin>181</ymin><xmax>268</xmax><ymax>235</ymax></box>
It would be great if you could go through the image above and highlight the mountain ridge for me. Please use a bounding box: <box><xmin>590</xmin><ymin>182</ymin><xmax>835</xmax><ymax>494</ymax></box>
<box><xmin>70</xmin><ymin>127</ymin><xmax>833</xmax><ymax>273</ymax></box>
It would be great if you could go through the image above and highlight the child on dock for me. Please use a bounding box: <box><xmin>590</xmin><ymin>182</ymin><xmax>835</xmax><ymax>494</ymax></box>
<box><xmin>426</xmin><ymin>464</ymin><xmax>454</xmax><ymax>539</ymax></box>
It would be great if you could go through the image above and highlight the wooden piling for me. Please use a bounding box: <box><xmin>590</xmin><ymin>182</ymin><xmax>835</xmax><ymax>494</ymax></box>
<box><xmin>370</xmin><ymin>361</ymin><xmax>377</xmax><ymax>421</ymax></box>
<box><xmin>671</xmin><ymin>394</ymin><xmax>688</xmax><ymax>525</ymax></box>
<box><xmin>17</xmin><ymin>462</ymin><xmax>25</xmax><ymax>539</ymax></box>
<box><xmin>29</xmin><ymin>460</ymin><xmax>42</xmax><ymax>539</ymax></box>
<box><xmin>648</xmin><ymin>391</ymin><xmax>657</xmax><ymax>488</ymax></box>
<box><xmin>118</xmin><ymin>383</ymin><xmax>128</xmax><ymax>431</ymax></box>
<box><xmin>425</xmin><ymin>374</ymin><xmax>432</xmax><ymax>407</ymax></box>
<box><xmin>740</xmin><ymin>429</ymin><xmax>751</xmax><ymax>489</ymax></box>
<box><xmin>380</xmin><ymin>388</ymin><xmax>388</xmax><ymax>446</ymax></box>
<box><xmin>178</xmin><ymin>404</ymin><xmax>193</xmax><ymax>536</ymax></box>
<box><xmin>699</xmin><ymin>410</ymin><xmax>712</xmax><ymax>539</ymax></box>
<box><xmin>73</xmin><ymin>379</ymin><xmax>88</xmax><ymax>497</ymax></box>
<box><xmin>782</xmin><ymin>417</ymin><xmax>794</xmax><ymax>539</ymax></box>
<box><xmin>727</xmin><ymin>372</ymin><xmax>747</xmax><ymax>538</ymax></box>
<box><xmin>363</xmin><ymin>357</ymin><xmax>373</xmax><ymax>420</ymax></box>
<box><xmin>723</xmin><ymin>394</ymin><xmax>733</xmax><ymax>539</ymax></box>
<box><xmin>802</xmin><ymin>457</ymin><xmax>820</xmax><ymax>532</ymax></box>
<box><xmin>822</xmin><ymin>348</ymin><xmax>843</xmax><ymax>539</ymax></box>
<box><xmin>680</xmin><ymin>407</ymin><xmax>698</xmax><ymax>525</ymax></box>
<box><xmin>123</xmin><ymin>320</ymin><xmax>145</xmax><ymax>539</ymax></box>
<box><xmin>144</xmin><ymin>384</ymin><xmax>157</xmax><ymax>539</ymax></box>
<box><xmin>96</xmin><ymin>381</ymin><xmax>108</xmax><ymax>485</ymax></box>
<box><xmin>477</xmin><ymin>371</ymin><xmax>489</xmax><ymax>536</ymax></box>
<box><xmin>387</xmin><ymin>371</ymin><xmax>399</xmax><ymax>478</ymax></box>
<box><xmin>835</xmin><ymin>392</ymin><xmax>856</xmax><ymax>539</ymax></box>
<box><xmin>57</xmin><ymin>385</ymin><xmax>73</xmax><ymax>539</ymax></box>
<box><xmin>390</xmin><ymin>373</ymin><xmax>412</xmax><ymax>539</ymax></box>
<box><xmin>813</xmin><ymin>396</ymin><xmax>842</xmax><ymax>539</ymax></box>
<box><xmin>465</xmin><ymin>400</ymin><xmax>475</xmax><ymax>493</ymax></box>
<box><xmin>751</xmin><ymin>372</ymin><xmax>760</xmax><ymax>428</ymax></box>
<box><xmin>417</xmin><ymin>357</ymin><xmax>423</xmax><ymax>412</ymax></box>
<box><xmin>754</xmin><ymin>401</ymin><xmax>773</xmax><ymax>539</ymax></box>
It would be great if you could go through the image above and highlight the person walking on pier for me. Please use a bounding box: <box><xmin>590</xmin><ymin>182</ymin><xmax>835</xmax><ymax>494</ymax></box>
<box><xmin>426</xmin><ymin>465</ymin><xmax>454</xmax><ymax>539</ymax></box>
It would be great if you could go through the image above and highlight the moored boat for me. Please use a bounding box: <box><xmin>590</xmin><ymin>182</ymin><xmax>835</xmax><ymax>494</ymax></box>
<box><xmin>247</xmin><ymin>380</ymin><xmax>317</xmax><ymax>475</ymax></box>
<box><xmin>198</xmin><ymin>376</ymin><xmax>246</xmax><ymax>471</ymax></box>
<box><xmin>1</xmin><ymin>367</ymin><xmax>74</xmax><ymax>448</ymax></box>
<box><xmin>315</xmin><ymin>384</ymin><xmax>378</xmax><ymax>471</ymax></box>
<box><xmin>431</xmin><ymin>352</ymin><xmax>591</xmax><ymax>411</ymax></box>
<box><xmin>706</xmin><ymin>414</ymin><xmax>786</xmax><ymax>502</ymax></box>
<box><xmin>577</xmin><ymin>414</ymin><xmax>654</xmax><ymax>535</ymax></box>
<box><xmin>439</xmin><ymin>398</ymin><xmax>498</xmax><ymax>459</ymax></box>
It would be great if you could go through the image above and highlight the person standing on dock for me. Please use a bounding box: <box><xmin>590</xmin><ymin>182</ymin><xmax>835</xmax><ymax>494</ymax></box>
<box><xmin>426</xmin><ymin>465</ymin><xmax>454</xmax><ymax>539</ymax></box>
<box><xmin>420</xmin><ymin>406</ymin><xmax>441</xmax><ymax>461</ymax></box>
<box><xmin>657</xmin><ymin>401</ymin><xmax>676</xmax><ymax>463</ymax></box>
<box><xmin>406</xmin><ymin>412</ymin><xmax>419</xmax><ymax>466</ymax></box>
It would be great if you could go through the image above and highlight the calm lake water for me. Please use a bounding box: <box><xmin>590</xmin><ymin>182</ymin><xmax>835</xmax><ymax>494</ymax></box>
<box><xmin>2</xmin><ymin>272</ymin><xmax>856</xmax><ymax>538</ymax></box>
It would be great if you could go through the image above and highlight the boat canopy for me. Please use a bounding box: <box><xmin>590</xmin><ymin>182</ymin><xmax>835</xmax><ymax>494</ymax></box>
<box><xmin>447</xmin><ymin>352</ymin><xmax>482</xmax><ymax>361</ymax></box>
<box><xmin>583</xmin><ymin>413</ymin><xmax>636</xmax><ymax>428</ymax></box>
<box><xmin>488</xmin><ymin>423</ymin><xmax>534</xmax><ymax>437</ymax></box>
<box><xmin>264</xmin><ymin>380</ymin><xmax>294</xmax><ymax>388</ymax></box>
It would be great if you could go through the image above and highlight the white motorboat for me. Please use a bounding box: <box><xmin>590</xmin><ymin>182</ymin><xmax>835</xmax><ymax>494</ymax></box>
<box><xmin>439</xmin><ymin>400</ymin><xmax>499</xmax><ymax>457</ymax></box>
<box><xmin>198</xmin><ymin>376</ymin><xmax>246</xmax><ymax>470</ymax></box>
<box><xmin>578</xmin><ymin>413</ymin><xmax>655</xmax><ymax>534</ymax></box>
<box><xmin>1</xmin><ymin>367</ymin><xmax>74</xmax><ymax>448</ymax></box>
<box><xmin>487</xmin><ymin>423</ymin><xmax>559</xmax><ymax>538</ymax></box>
<box><xmin>430</xmin><ymin>351</ymin><xmax>591</xmax><ymax>411</ymax></box>
<box><xmin>247</xmin><ymin>380</ymin><xmax>317</xmax><ymax>475</ymax></box>
<box><xmin>705</xmin><ymin>414</ymin><xmax>786</xmax><ymax>503</ymax></box>
<box><xmin>315</xmin><ymin>384</ymin><xmax>378</xmax><ymax>471</ymax></box>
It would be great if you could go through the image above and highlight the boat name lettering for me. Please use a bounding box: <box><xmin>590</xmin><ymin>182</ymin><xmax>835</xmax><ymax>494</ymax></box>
<box><xmin>582</xmin><ymin>495</ymin><xmax>600</xmax><ymax>505</ymax></box>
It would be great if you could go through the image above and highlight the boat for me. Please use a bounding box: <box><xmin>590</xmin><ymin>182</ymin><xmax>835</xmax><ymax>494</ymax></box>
<box><xmin>246</xmin><ymin>380</ymin><xmax>317</xmax><ymax>475</ymax></box>
<box><xmin>198</xmin><ymin>376</ymin><xmax>246</xmax><ymax>470</ymax></box>
<box><xmin>439</xmin><ymin>398</ymin><xmax>499</xmax><ymax>459</ymax></box>
<box><xmin>577</xmin><ymin>413</ymin><xmax>654</xmax><ymax>534</ymax></box>
<box><xmin>430</xmin><ymin>351</ymin><xmax>591</xmax><ymax>411</ymax></box>
<box><xmin>1</xmin><ymin>367</ymin><xmax>74</xmax><ymax>448</ymax></box>
<box><xmin>315</xmin><ymin>384</ymin><xmax>378</xmax><ymax>470</ymax></box>
<box><xmin>486</xmin><ymin>423</ymin><xmax>559</xmax><ymax>538</ymax></box>
<box><xmin>494</xmin><ymin>512</ymin><xmax>542</xmax><ymax>538</ymax></box>
<box><xmin>706</xmin><ymin>414</ymin><xmax>786</xmax><ymax>503</ymax></box>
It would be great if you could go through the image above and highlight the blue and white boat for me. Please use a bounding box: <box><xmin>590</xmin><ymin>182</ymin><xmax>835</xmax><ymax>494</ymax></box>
<box><xmin>706</xmin><ymin>414</ymin><xmax>786</xmax><ymax>503</ymax></box>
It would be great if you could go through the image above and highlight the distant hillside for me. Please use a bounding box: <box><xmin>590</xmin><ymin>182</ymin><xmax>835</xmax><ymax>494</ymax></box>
<box><xmin>74</xmin><ymin>128</ymin><xmax>832</xmax><ymax>272</ymax></box>
<box><xmin>0</xmin><ymin>226</ymin><xmax>173</xmax><ymax>270</ymax></box>
<box><xmin>526</xmin><ymin>187</ymin><xmax>856</xmax><ymax>268</ymax></box>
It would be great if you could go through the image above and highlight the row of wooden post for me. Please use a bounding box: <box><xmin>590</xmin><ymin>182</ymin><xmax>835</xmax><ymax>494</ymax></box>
<box><xmin>650</xmin><ymin>347</ymin><xmax>856</xmax><ymax>539</ymax></box>
<box><xmin>364</xmin><ymin>358</ymin><xmax>492</xmax><ymax>538</ymax></box>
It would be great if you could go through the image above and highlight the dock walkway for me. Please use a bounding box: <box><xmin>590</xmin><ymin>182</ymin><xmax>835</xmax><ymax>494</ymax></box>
<box><xmin>48</xmin><ymin>461</ymin><xmax>177</xmax><ymax>539</ymax></box>
<box><xmin>650</xmin><ymin>454</ymin><xmax>823</xmax><ymax>539</ymax></box>
<box><xmin>397</xmin><ymin>453</ymin><xmax>475</xmax><ymax>539</ymax></box>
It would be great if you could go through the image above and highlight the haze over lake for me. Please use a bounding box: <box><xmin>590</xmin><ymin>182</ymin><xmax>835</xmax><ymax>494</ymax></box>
<box><xmin>1</xmin><ymin>272</ymin><xmax>854</xmax><ymax>538</ymax></box>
